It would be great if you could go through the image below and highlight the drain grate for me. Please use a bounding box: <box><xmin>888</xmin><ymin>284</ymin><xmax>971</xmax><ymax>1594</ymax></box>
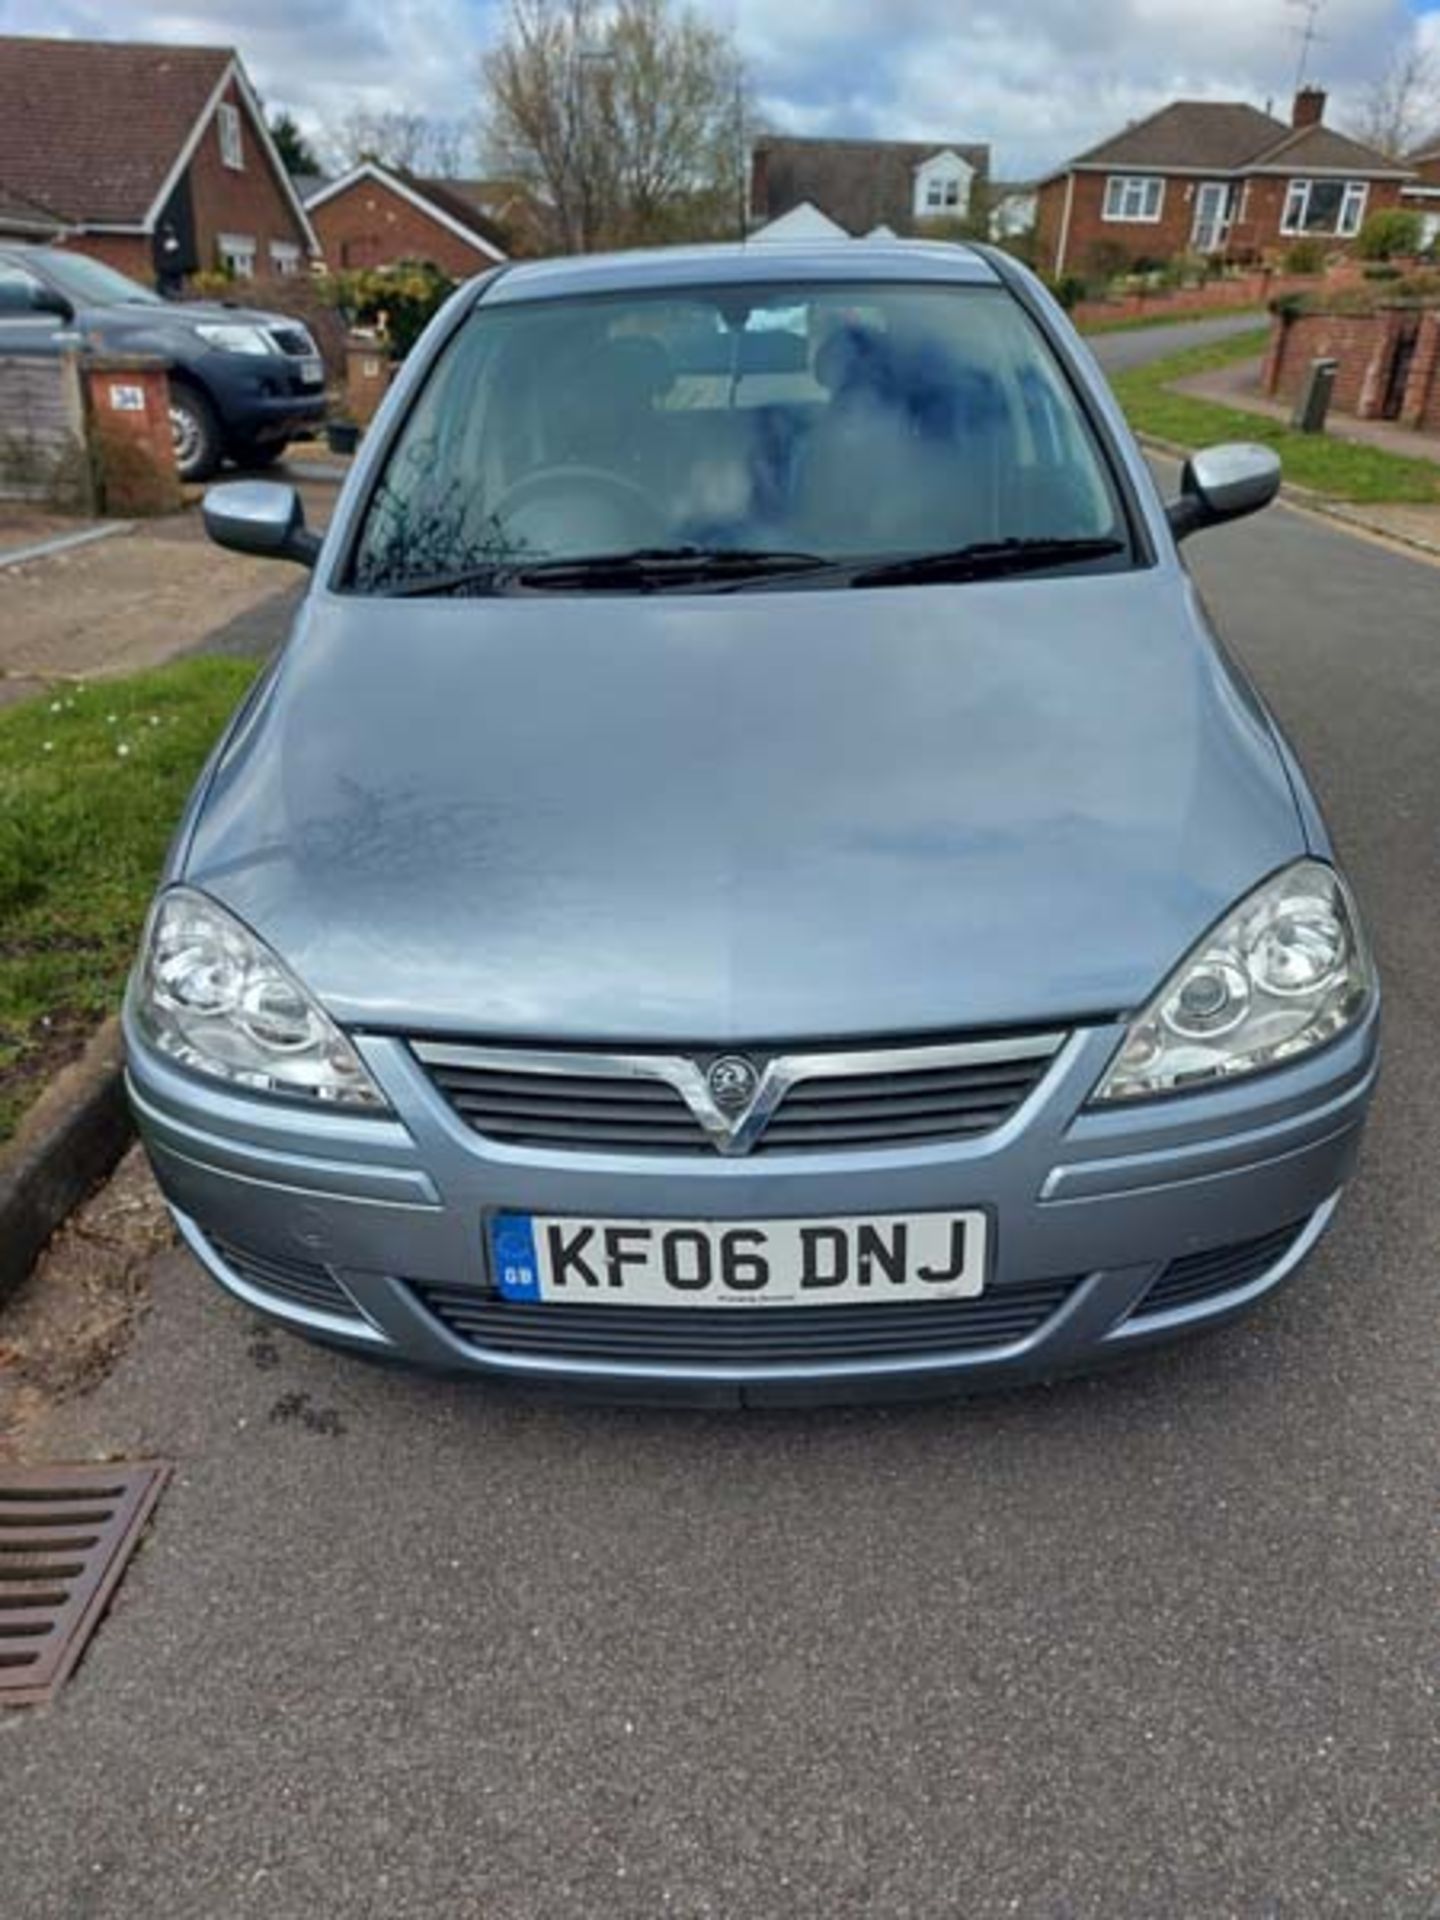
<box><xmin>0</xmin><ymin>1462</ymin><xmax>169</xmax><ymax>1707</ymax></box>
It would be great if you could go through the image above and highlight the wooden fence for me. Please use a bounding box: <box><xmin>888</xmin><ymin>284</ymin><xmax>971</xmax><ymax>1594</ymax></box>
<box><xmin>0</xmin><ymin>351</ymin><xmax>92</xmax><ymax>507</ymax></box>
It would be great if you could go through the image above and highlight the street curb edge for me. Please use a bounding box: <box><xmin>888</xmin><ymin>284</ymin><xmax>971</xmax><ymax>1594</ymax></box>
<box><xmin>0</xmin><ymin>1019</ymin><xmax>132</xmax><ymax>1310</ymax></box>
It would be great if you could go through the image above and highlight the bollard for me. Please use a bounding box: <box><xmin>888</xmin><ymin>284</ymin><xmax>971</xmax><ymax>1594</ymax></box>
<box><xmin>1291</xmin><ymin>356</ymin><xmax>1338</xmax><ymax>436</ymax></box>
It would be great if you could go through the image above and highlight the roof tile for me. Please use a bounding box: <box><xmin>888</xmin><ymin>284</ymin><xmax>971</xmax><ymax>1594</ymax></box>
<box><xmin>0</xmin><ymin>36</ymin><xmax>232</xmax><ymax>226</ymax></box>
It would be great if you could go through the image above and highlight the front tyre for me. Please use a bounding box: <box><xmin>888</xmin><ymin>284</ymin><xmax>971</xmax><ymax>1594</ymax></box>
<box><xmin>168</xmin><ymin>382</ymin><xmax>221</xmax><ymax>482</ymax></box>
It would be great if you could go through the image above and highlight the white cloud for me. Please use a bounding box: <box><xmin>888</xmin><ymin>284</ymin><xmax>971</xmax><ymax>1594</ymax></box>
<box><xmin>2</xmin><ymin>0</ymin><xmax>1437</xmax><ymax>175</ymax></box>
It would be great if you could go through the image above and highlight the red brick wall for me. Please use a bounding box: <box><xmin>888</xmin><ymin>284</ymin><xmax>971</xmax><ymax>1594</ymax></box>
<box><xmin>310</xmin><ymin>176</ymin><xmax>499</xmax><ymax>276</ymax></box>
<box><xmin>54</xmin><ymin>231</ymin><xmax>154</xmax><ymax>282</ymax></box>
<box><xmin>1041</xmin><ymin>172</ymin><xmax>1196</xmax><ymax>276</ymax></box>
<box><xmin>1402</xmin><ymin>312</ymin><xmax>1440</xmax><ymax>432</ymax></box>
<box><xmin>1261</xmin><ymin>306</ymin><xmax>1440</xmax><ymax>423</ymax></box>
<box><xmin>1042</xmin><ymin>170</ymin><xmax>1407</xmax><ymax>276</ymax></box>
<box><xmin>187</xmin><ymin>78</ymin><xmax>312</xmax><ymax>279</ymax></box>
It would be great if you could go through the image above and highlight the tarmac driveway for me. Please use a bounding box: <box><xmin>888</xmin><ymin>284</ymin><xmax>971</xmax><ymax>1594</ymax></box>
<box><xmin>1</xmin><ymin>433</ymin><xmax>1438</xmax><ymax>1919</ymax></box>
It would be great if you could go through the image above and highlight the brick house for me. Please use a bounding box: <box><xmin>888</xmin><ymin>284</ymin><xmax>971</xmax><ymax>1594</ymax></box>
<box><xmin>0</xmin><ymin>35</ymin><xmax>316</xmax><ymax>288</ymax></box>
<box><xmin>1401</xmin><ymin>127</ymin><xmax>1440</xmax><ymax>249</ymax></box>
<box><xmin>1036</xmin><ymin>89</ymin><xmax>1413</xmax><ymax>277</ymax></box>
<box><xmin>304</xmin><ymin>163</ymin><xmax>509</xmax><ymax>275</ymax></box>
<box><xmin>749</xmin><ymin>136</ymin><xmax>991</xmax><ymax>241</ymax></box>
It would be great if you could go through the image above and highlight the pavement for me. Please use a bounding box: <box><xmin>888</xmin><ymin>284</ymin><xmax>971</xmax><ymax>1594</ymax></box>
<box><xmin>3</xmin><ymin>320</ymin><xmax>1440</xmax><ymax>1917</ymax></box>
<box><xmin>0</xmin><ymin>456</ymin><xmax>342</xmax><ymax>709</ymax></box>
<box><xmin>1174</xmin><ymin>354</ymin><xmax>1440</xmax><ymax>468</ymax></box>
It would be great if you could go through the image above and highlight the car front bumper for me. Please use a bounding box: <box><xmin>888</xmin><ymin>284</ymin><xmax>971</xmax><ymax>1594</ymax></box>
<box><xmin>124</xmin><ymin>1005</ymin><xmax>1379</xmax><ymax>1406</ymax></box>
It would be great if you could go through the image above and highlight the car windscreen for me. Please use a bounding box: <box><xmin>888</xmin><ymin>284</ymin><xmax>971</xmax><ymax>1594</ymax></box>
<box><xmin>41</xmin><ymin>252</ymin><xmax>162</xmax><ymax>308</ymax></box>
<box><xmin>348</xmin><ymin>281</ymin><xmax>1133</xmax><ymax>594</ymax></box>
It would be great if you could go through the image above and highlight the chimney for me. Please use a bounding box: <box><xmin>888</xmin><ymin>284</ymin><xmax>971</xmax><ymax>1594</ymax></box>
<box><xmin>1292</xmin><ymin>86</ymin><xmax>1326</xmax><ymax>129</ymax></box>
<box><xmin>750</xmin><ymin>146</ymin><xmax>770</xmax><ymax>222</ymax></box>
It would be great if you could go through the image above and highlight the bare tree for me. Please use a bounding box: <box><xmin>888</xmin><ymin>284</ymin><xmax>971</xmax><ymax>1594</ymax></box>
<box><xmin>328</xmin><ymin>109</ymin><xmax>476</xmax><ymax>178</ymax></box>
<box><xmin>483</xmin><ymin>0</ymin><xmax>749</xmax><ymax>252</ymax></box>
<box><xmin>1352</xmin><ymin>40</ymin><xmax>1439</xmax><ymax>158</ymax></box>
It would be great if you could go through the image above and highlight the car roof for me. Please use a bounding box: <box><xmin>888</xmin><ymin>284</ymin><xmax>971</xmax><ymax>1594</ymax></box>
<box><xmin>479</xmin><ymin>239</ymin><xmax>1001</xmax><ymax>306</ymax></box>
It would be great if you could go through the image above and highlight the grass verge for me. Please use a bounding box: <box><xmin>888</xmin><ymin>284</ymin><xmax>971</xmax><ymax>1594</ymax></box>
<box><xmin>1078</xmin><ymin>303</ymin><xmax>1266</xmax><ymax>336</ymax></box>
<box><xmin>0</xmin><ymin>656</ymin><xmax>258</xmax><ymax>1143</ymax></box>
<box><xmin>1110</xmin><ymin>328</ymin><xmax>1440</xmax><ymax>505</ymax></box>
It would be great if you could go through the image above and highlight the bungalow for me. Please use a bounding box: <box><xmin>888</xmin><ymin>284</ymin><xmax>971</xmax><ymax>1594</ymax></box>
<box><xmin>1036</xmin><ymin>89</ymin><xmax>1413</xmax><ymax>277</ymax></box>
<box><xmin>304</xmin><ymin>163</ymin><xmax>511</xmax><ymax>275</ymax></box>
<box><xmin>0</xmin><ymin>35</ymin><xmax>317</xmax><ymax>287</ymax></box>
<box><xmin>749</xmin><ymin>136</ymin><xmax>991</xmax><ymax>242</ymax></box>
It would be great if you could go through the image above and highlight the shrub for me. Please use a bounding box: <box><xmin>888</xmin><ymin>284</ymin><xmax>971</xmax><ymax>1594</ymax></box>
<box><xmin>1044</xmin><ymin>273</ymin><xmax>1088</xmax><ymax>311</ymax></box>
<box><xmin>316</xmin><ymin>260</ymin><xmax>456</xmax><ymax>361</ymax></box>
<box><xmin>1083</xmin><ymin>238</ymin><xmax>1131</xmax><ymax>285</ymax></box>
<box><xmin>1283</xmin><ymin>238</ymin><xmax>1327</xmax><ymax>275</ymax></box>
<box><xmin>1354</xmin><ymin>208</ymin><xmax>1423</xmax><ymax>262</ymax></box>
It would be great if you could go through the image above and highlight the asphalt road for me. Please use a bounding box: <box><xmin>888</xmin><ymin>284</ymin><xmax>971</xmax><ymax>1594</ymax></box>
<box><xmin>5</xmin><ymin>351</ymin><xmax>1439</xmax><ymax>1917</ymax></box>
<box><xmin>1084</xmin><ymin>310</ymin><xmax>1267</xmax><ymax>372</ymax></box>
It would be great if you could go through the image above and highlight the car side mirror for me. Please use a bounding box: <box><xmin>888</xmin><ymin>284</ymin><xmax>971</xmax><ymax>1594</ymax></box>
<box><xmin>31</xmin><ymin>286</ymin><xmax>73</xmax><ymax>320</ymax></box>
<box><xmin>1167</xmin><ymin>443</ymin><xmax>1281</xmax><ymax>541</ymax></box>
<box><xmin>202</xmin><ymin>481</ymin><xmax>320</xmax><ymax>568</ymax></box>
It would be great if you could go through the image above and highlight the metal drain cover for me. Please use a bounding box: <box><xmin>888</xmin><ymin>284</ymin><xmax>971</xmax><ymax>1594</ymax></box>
<box><xmin>0</xmin><ymin>1462</ymin><xmax>169</xmax><ymax>1706</ymax></box>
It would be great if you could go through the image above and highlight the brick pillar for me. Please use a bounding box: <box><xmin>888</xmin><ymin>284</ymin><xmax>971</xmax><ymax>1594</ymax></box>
<box><xmin>1261</xmin><ymin>311</ymin><xmax>1292</xmax><ymax>396</ymax></box>
<box><xmin>1400</xmin><ymin>311</ymin><xmax>1440</xmax><ymax>430</ymax></box>
<box><xmin>1356</xmin><ymin>310</ymin><xmax>1403</xmax><ymax>420</ymax></box>
<box><xmin>83</xmin><ymin>355</ymin><xmax>181</xmax><ymax>514</ymax></box>
<box><xmin>345</xmin><ymin>336</ymin><xmax>393</xmax><ymax>426</ymax></box>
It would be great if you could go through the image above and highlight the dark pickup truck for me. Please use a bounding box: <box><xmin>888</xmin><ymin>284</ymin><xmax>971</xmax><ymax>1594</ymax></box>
<box><xmin>0</xmin><ymin>245</ymin><xmax>327</xmax><ymax>480</ymax></box>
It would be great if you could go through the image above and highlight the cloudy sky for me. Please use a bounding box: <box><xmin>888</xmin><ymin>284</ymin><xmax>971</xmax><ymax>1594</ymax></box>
<box><xmin>2</xmin><ymin>0</ymin><xmax>1438</xmax><ymax>177</ymax></box>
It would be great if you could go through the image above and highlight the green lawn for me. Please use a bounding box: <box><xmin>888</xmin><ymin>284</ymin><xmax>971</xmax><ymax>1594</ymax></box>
<box><xmin>0</xmin><ymin>656</ymin><xmax>258</xmax><ymax>1143</ymax></box>
<box><xmin>1111</xmin><ymin>328</ymin><xmax>1440</xmax><ymax>505</ymax></box>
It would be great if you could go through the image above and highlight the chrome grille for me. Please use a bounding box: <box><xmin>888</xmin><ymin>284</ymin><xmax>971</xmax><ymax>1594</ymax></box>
<box><xmin>412</xmin><ymin>1032</ymin><xmax>1065</xmax><ymax>1157</ymax></box>
<box><xmin>414</xmin><ymin>1277</ymin><xmax>1081</xmax><ymax>1366</ymax></box>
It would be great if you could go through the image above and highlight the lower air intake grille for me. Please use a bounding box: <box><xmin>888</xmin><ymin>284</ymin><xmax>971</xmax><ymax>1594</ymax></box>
<box><xmin>209</xmin><ymin>1236</ymin><xmax>364</xmax><ymax>1322</ymax></box>
<box><xmin>413</xmin><ymin>1277</ymin><xmax>1081</xmax><ymax>1368</ymax></box>
<box><xmin>1130</xmin><ymin>1221</ymin><xmax>1307</xmax><ymax>1320</ymax></box>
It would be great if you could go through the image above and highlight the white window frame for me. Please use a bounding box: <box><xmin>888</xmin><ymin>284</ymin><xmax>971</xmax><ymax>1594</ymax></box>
<box><xmin>269</xmin><ymin>239</ymin><xmax>302</xmax><ymax>277</ymax></box>
<box><xmin>1102</xmin><ymin>175</ymin><xmax>1165</xmax><ymax>223</ymax></box>
<box><xmin>218</xmin><ymin>232</ymin><xmax>257</xmax><ymax>278</ymax></box>
<box><xmin>1339</xmin><ymin>181</ymin><xmax>1369</xmax><ymax>237</ymax></box>
<box><xmin>1280</xmin><ymin>178</ymin><xmax>1370</xmax><ymax>238</ymax></box>
<box><xmin>913</xmin><ymin>154</ymin><xmax>973</xmax><ymax>220</ymax></box>
<box><xmin>218</xmin><ymin>101</ymin><xmax>244</xmax><ymax>171</ymax></box>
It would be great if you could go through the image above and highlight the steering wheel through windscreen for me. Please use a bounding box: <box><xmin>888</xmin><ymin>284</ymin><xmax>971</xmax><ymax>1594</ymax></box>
<box><xmin>489</xmin><ymin>466</ymin><xmax>668</xmax><ymax>557</ymax></box>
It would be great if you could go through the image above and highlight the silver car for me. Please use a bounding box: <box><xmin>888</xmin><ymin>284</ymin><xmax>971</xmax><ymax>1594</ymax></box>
<box><xmin>125</xmin><ymin>243</ymin><xmax>1379</xmax><ymax>1406</ymax></box>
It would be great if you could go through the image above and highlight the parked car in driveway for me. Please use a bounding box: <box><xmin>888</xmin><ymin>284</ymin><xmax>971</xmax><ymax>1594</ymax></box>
<box><xmin>0</xmin><ymin>245</ymin><xmax>326</xmax><ymax>480</ymax></box>
<box><xmin>124</xmin><ymin>241</ymin><xmax>1379</xmax><ymax>1406</ymax></box>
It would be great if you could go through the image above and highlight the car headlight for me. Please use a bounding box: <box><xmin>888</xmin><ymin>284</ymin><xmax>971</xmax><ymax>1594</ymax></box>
<box><xmin>194</xmin><ymin>323</ymin><xmax>277</xmax><ymax>356</ymax></box>
<box><xmin>1093</xmin><ymin>860</ymin><xmax>1373</xmax><ymax>1102</ymax></box>
<box><xmin>131</xmin><ymin>888</ymin><xmax>387</xmax><ymax>1109</ymax></box>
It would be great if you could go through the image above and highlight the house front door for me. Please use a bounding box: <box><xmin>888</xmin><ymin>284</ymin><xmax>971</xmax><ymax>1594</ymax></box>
<box><xmin>1191</xmin><ymin>181</ymin><xmax>1230</xmax><ymax>254</ymax></box>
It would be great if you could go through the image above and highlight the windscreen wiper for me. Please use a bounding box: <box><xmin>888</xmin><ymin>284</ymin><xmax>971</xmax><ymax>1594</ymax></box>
<box><xmin>381</xmin><ymin>547</ymin><xmax>836</xmax><ymax>598</ymax></box>
<box><xmin>846</xmin><ymin>536</ymin><xmax>1128</xmax><ymax>588</ymax></box>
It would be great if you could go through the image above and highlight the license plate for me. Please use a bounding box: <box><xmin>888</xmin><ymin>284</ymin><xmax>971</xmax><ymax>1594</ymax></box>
<box><xmin>487</xmin><ymin>1211</ymin><xmax>987</xmax><ymax>1308</ymax></box>
<box><xmin>298</xmin><ymin>355</ymin><xmax>324</xmax><ymax>386</ymax></box>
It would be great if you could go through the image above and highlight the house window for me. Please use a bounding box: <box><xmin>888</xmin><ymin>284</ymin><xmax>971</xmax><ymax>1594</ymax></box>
<box><xmin>1103</xmin><ymin>175</ymin><xmax>1165</xmax><ymax>223</ymax></box>
<box><xmin>218</xmin><ymin>233</ymin><xmax>257</xmax><ymax>278</ymax></box>
<box><xmin>1281</xmin><ymin>178</ymin><xmax>1369</xmax><ymax>237</ymax></box>
<box><xmin>269</xmin><ymin>240</ymin><xmax>302</xmax><ymax>277</ymax></box>
<box><xmin>913</xmin><ymin>156</ymin><xmax>972</xmax><ymax>220</ymax></box>
<box><xmin>218</xmin><ymin>101</ymin><xmax>244</xmax><ymax>171</ymax></box>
